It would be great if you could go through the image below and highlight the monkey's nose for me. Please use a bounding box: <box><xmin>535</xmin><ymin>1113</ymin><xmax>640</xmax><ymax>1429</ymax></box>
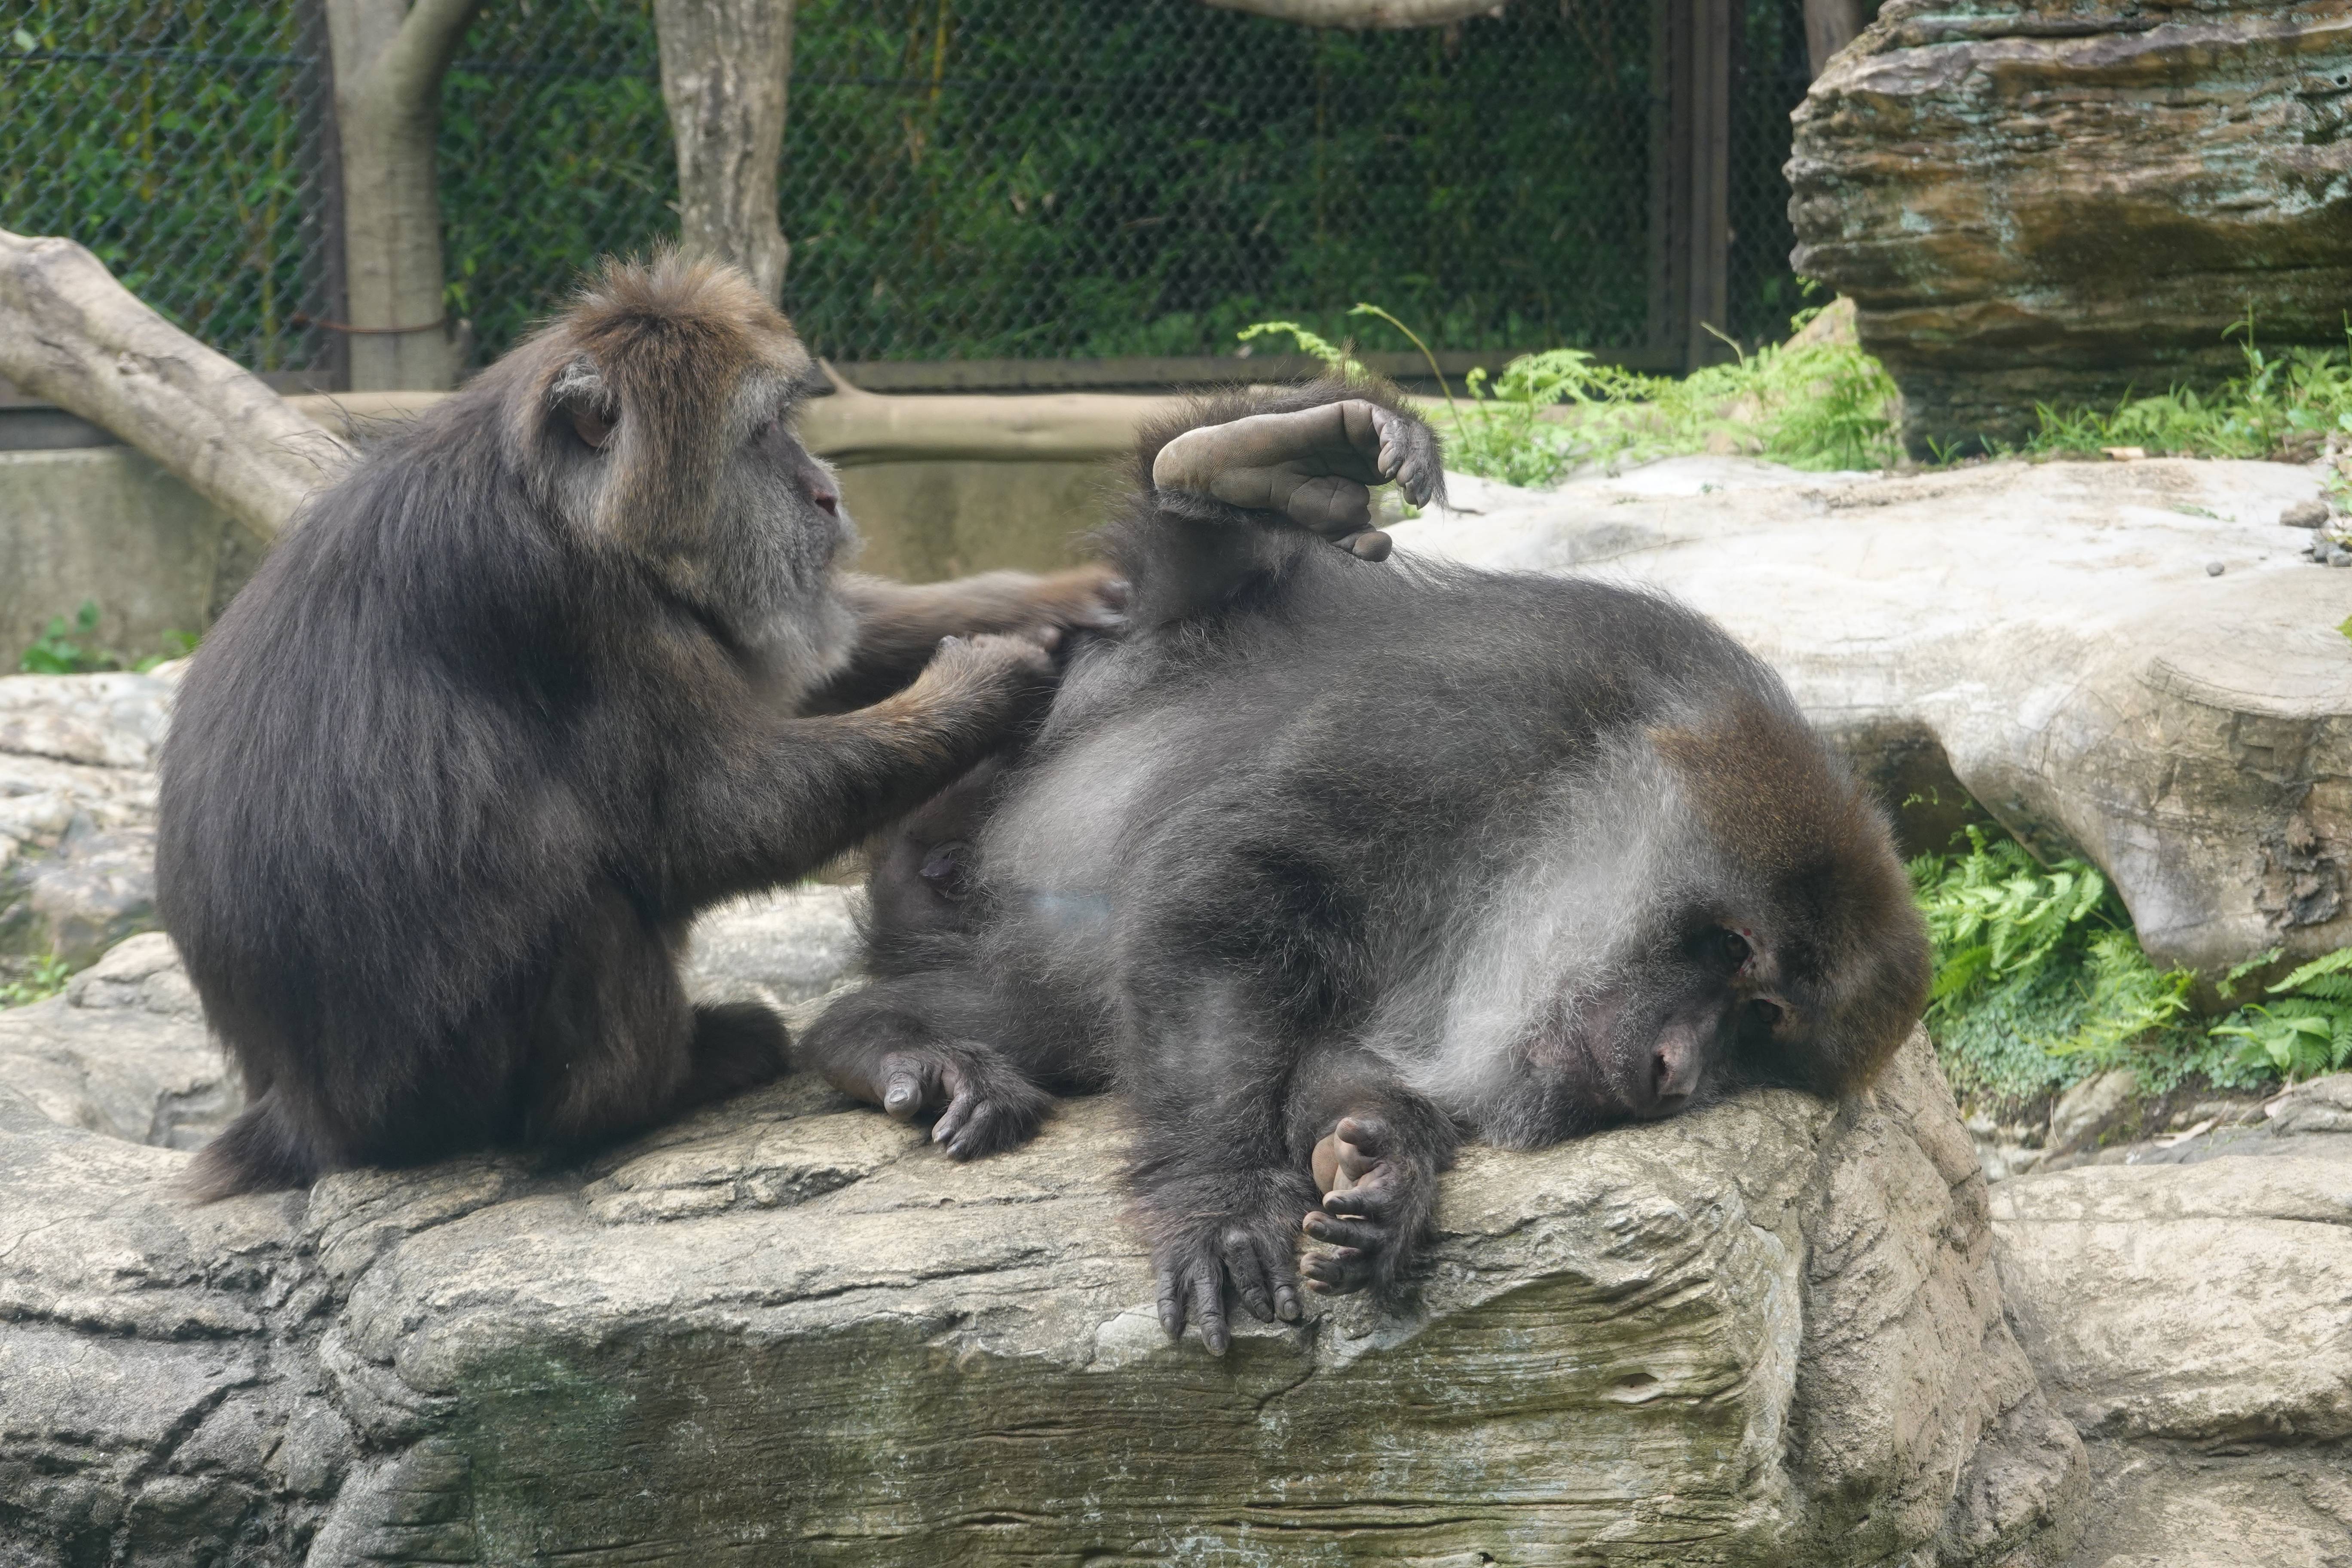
<box><xmin>1651</xmin><ymin>1037</ymin><xmax>1701</xmax><ymax>1109</ymax></box>
<box><xmin>811</xmin><ymin>486</ymin><xmax>840</xmax><ymax>516</ymax></box>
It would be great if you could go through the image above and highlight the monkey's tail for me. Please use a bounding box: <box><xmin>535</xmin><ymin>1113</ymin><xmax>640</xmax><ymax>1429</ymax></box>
<box><xmin>183</xmin><ymin>1088</ymin><xmax>328</xmax><ymax>1202</ymax></box>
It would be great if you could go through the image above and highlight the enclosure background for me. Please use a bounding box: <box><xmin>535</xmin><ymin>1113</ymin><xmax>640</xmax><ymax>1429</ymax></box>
<box><xmin>1</xmin><ymin>0</ymin><xmax>1814</xmax><ymax>378</ymax></box>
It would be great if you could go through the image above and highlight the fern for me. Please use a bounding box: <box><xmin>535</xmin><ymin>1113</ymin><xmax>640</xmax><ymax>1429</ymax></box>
<box><xmin>2209</xmin><ymin>948</ymin><xmax>2352</xmax><ymax>1081</ymax></box>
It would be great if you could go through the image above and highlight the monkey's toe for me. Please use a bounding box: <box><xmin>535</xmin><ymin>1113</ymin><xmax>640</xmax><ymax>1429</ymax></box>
<box><xmin>1301</xmin><ymin>1246</ymin><xmax>1377</xmax><ymax>1294</ymax></box>
<box><xmin>1302</xmin><ymin>1210</ymin><xmax>1386</xmax><ymax>1251</ymax></box>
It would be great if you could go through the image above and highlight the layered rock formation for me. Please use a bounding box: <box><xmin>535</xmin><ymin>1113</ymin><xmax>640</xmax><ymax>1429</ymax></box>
<box><xmin>1991</xmin><ymin>1073</ymin><xmax>2352</xmax><ymax>1565</ymax></box>
<box><xmin>0</xmin><ymin>926</ymin><xmax>2081</xmax><ymax>1565</ymax></box>
<box><xmin>1789</xmin><ymin>1</ymin><xmax>2352</xmax><ymax>455</ymax></box>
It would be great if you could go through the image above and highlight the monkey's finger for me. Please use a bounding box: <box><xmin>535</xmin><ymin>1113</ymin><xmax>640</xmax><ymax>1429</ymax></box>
<box><xmin>1157</xmin><ymin>1266</ymin><xmax>1190</xmax><ymax>1340</ymax></box>
<box><xmin>1302</xmin><ymin>1211</ymin><xmax>1387</xmax><ymax>1252</ymax></box>
<box><xmin>1223</xmin><ymin>1231</ymin><xmax>1277</xmax><ymax>1323</ymax></box>
<box><xmin>1343</xmin><ymin>529</ymin><xmax>1393</xmax><ymax>562</ymax></box>
<box><xmin>1269</xmin><ymin>1270</ymin><xmax>1303</xmax><ymax>1323</ymax></box>
<box><xmin>1191</xmin><ymin>1262</ymin><xmax>1231</xmax><ymax>1355</ymax></box>
<box><xmin>1246</xmin><ymin>1227</ymin><xmax>1305</xmax><ymax>1323</ymax></box>
<box><xmin>1301</xmin><ymin>1247</ymin><xmax>1373</xmax><ymax>1294</ymax></box>
<box><xmin>878</xmin><ymin>1054</ymin><xmax>941</xmax><ymax>1121</ymax></box>
<box><xmin>1323</xmin><ymin>1180</ymin><xmax>1401</xmax><ymax>1223</ymax></box>
<box><xmin>1369</xmin><ymin>406</ymin><xmax>1441</xmax><ymax>507</ymax></box>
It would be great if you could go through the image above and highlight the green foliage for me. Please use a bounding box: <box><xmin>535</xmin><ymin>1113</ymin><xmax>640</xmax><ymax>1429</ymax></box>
<box><xmin>2209</xmin><ymin>949</ymin><xmax>2352</xmax><ymax>1082</ymax></box>
<box><xmin>1909</xmin><ymin>827</ymin><xmax>2278</xmax><ymax>1106</ymax></box>
<box><xmin>0</xmin><ymin>954</ymin><xmax>71</xmax><ymax>1009</ymax></box>
<box><xmin>2</xmin><ymin>2</ymin><xmax>324</xmax><ymax>371</ymax></box>
<box><xmin>1387</xmin><ymin>304</ymin><xmax>1906</xmax><ymax>489</ymax></box>
<box><xmin>16</xmin><ymin>602</ymin><xmax>194</xmax><ymax>674</ymax></box>
<box><xmin>2018</xmin><ymin>315</ymin><xmax>2352</xmax><ymax>462</ymax></box>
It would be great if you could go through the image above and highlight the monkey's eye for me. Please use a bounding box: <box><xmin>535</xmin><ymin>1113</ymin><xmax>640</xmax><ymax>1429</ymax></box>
<box><xmin>1715</xmin><ymin>928</ymin><xmax>1752</xmax><ymax>971</ymax></box>
<box><xmin>1746</xmin><ymin>998</ymin><xmax>1785</xmax><ymax>1032</ymax></box>
<box><xmin>568</xmin><ymin>405</ymin><xmax>615</xmax><ymax>451</ymax></box>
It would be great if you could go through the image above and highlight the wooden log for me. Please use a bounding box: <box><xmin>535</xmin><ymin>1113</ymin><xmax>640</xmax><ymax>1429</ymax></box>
<box><xmin>0</xmin><ymin>231</ymin><xmax>352</xmax><ymax>541</ymax></box>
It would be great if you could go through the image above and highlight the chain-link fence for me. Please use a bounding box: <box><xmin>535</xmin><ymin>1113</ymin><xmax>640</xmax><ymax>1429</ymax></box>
<box><xmin>2</xmin><ymin>2</ymin><xmax>340</xmax><ymax>379</ymax></box>
<box><xmin>3</xmin><ymin>0</ymin><xmax>1818</xmax><ymax>386</ymax></box>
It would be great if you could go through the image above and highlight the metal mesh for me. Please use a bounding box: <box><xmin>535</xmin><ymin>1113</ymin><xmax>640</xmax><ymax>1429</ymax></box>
<box><xmin>1</xmin><ymin>1</ymin><xmax>339</xmax><ymax>379</ymax></box>
<box><xmin>1726</xmin><ymin>0</ymin><xmax>1813</xmax><ymax>347</ymax></box>
<box><xmin>782</xmin><ymin>0</ymin><xmax>1660</xmax><ymax>365</ymax></box>
<box><xmin>4</xmin><ymin>0</ymin><xmax>1818</xmax><ymax>380</ymax></box>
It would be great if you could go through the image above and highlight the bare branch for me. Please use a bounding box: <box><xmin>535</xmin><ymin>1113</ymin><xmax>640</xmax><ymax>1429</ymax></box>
<box><xmin>0</xmin><ymin>231</ymin><xmax>352</xmax><ymax>541</ymax></box>
<box><xmin>1202</xmin><ymin>0</ymin><xmax>1509</xmax><ymax>27</ymax></box>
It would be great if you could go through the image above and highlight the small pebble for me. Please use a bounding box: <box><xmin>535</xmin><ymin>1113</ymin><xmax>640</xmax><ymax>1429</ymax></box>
<box><xmin>2205</xmin><ymin>560</ymin><xmax>2226</xmax><ymax>576</ymax></box>
<box><xmin>2282</xmin><ymin>498</ymin><xmax>2330</xmax><ymax>529</ymax></box>
<box><xmin>2334</xmin><ymin>550</ymin><xmax>2352</xmax><ymax>569</ymax></box>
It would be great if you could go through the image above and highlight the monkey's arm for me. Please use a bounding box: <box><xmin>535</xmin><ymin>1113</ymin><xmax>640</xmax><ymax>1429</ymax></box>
<box><xmin>806</xmin><ymin>566</ymin><xmax>1125</xmax><ymax>713</ymax></box>
<box><xmin>1120</xmin><ymin>392</ymin><xmax>1444</xmax><ymax>630</ymax></box>
<box><xmin>680</xmin><ymin>633</ymin><xmax>1057</xmax><ymax>898</ymax></box>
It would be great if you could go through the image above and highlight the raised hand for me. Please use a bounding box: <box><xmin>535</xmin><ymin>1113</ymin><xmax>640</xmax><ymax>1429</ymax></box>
<box><xmin>1150</xmin><ymin>398</ymin><xmax>1444</xmax><ymax>562</ymax></box>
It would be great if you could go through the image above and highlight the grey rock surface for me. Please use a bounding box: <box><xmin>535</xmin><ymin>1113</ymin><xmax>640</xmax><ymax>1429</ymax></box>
<box><xmin>2044</xmin><ymin>1068</ymin><xmax>2139</xmax><ymax>1161</ymax></box>
<box><xmin>0</xmin><ymin>668</ymin><xmax>174</xmax><ymax>965</ymax></box>
<box><xmin>1992</xmin><ymin>1075</ymin><xmax>2352</xmax><ymax>1566</ymax></box>
<box><xmin>0</xmin><ymin>925</ymin><xmax>2082</xmax><ymax>1566</ymax></box>
<box><xmin>682</xmin><ymin>883</ymin><xmax>864</xmax><ymax>1011</ymax></box>
<box><xmin>0</xmin><ymin>931</ymin><xmax>230</xmax><ymax>1148</ymax></box>
<box><xmin>1398</xmin><ymin>454</ymin><xmax>2352</xmax><ymax>980</ymax></box>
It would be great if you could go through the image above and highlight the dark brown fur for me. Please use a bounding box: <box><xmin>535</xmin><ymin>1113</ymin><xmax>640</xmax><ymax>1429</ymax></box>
<box><xmin>159</xmin><ymin>255</ymin><xmax>1115</xmax><ymax>1199</ymax></box>
<box><xmin>803</xmin><ymin>380</ymin><xmax>1931</xmax><ymax>1353</ymax></box>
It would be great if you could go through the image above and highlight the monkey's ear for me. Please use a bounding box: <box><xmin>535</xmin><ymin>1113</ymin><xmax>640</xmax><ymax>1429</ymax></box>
<box><xmin>550</xmin><ymin>358</ymin><xmax>617</xmax><ymax>452</ymax></box>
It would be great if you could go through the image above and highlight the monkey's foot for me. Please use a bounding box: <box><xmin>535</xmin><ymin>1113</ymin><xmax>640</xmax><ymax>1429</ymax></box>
<box><xmin>873</xmin><ymin>1044</ymin><xmax>1053</xmax><ymax>1160</ymax></box>
<box><xmin>1300</xmin><ymin>1115</ymin><xmax>1437</xmax><ymax>1295</ymax></box>
<box><xmin>1151</xmin><ymin>1193</ymin><xmax>1312</xmax><ymax>1355</ymax></box>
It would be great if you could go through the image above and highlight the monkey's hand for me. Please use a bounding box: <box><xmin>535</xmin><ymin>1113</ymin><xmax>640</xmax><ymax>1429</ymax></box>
<box><xmin>1150</xmin><ymin>399</ymin><xmax>1444</xmax><ymax>563</ymax></box>
<box><xmin>876</xmin><ymin>1040</ymin><xmax>1054</xmax><ymax>1160</ymax></box>
<box><xmin>1151</xmin><ymin>1185</ymin><xmax>1314</xmax><ymax>1355</ymax></box>
<box><xmin>909</xmin><ymin>630</ymin><xmax>1061</xmax><ymax>730</ymax></box>
<box><xmin>1019</xmin><ymin>561</ymin><xmax>1130</xmax><ymax>635</ymax></box>
<box><xmin>1300</xmin><ymin>1115</ymin><xmax>1438</xmax><ymax>1295</ymax></box>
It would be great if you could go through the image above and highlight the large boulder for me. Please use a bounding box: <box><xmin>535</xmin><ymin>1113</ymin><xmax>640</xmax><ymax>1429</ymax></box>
<box><xmin>0</xmin><ymin>935</ymin><xmax>2082</xmax><ymax>1566</ymax></box>
<box><xmin>1991</xmin><ymin>1074</ymin><xmax>2352</xmax><ymax>1565</ymax></box>
<box><xmin>1788</xmin><ymin>2</ymin><xmax>2352</xmax><ymax>456</ymax></box>
<box><xmin>1393</xmin><ymin>453</ymin><xmax>2352</xmax><ymax>980</ymax></box>
<box><xmin>0</xmin><ymin>669</ymin><xmax>173</xmax><ymax>968</ymax></box>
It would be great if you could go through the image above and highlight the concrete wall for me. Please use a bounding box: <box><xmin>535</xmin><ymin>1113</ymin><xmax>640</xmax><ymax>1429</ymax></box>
<box><xmin>0</xmin><ymin>443</ymin><xmax>1121</xmax><ymax>664</ymax></box>
<box><xmin>837</xmin><ymin>457</ymin><xmax>1118</xmax><ymax>581</ymax></box>
<box><xmin>0</xmin><ymin>449</ymin><xmax>262</xmax><ymax>665</ymax></box>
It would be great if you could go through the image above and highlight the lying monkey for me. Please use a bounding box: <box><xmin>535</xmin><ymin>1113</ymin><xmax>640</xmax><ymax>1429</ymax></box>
<box><xmin>802</xmin><ymin>383</ymin><xmax>1930</xmax><ymax>1353</ymax></box>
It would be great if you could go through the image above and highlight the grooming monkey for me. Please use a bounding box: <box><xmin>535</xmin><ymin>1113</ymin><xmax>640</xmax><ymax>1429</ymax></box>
<box><xmin>805</xmin><ymin>383</ymin><xmax>1930</xmax><ymax>1352</ymax></box>
<box><xmin>159</xmin><ymin>256</ymin><xmax>1118</xmax><ymax>1198</ymax></box>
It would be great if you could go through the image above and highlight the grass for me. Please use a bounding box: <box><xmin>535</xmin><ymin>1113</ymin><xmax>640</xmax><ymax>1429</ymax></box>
<box><xmin>1912</xmin><ymin>826</ymin><xmax>2351</xmax><ymax>1111</ymax></box>
<box><xmin>1241</xmin><ymin>301</ymin><xmax>1903</xmax><ymax>487</ymax></box>
<box><xmin>17</xmin><ymin>602</ymin><xmax>196</xmax><ymax>676</ymax></box>
<box><xmin>2015</xmin><ymin>316</ymin><xmax>2352</xmax><ymax>464</ymax></box>
<box><xmin>0</xmin><ymin>953</ymin><xmax>72</xmax><ymax>1009</ymax></box>
<box><xmin>1243</xmin><ymin>302</ymin><xmax>2352</xmax><ymax>494</ymax></box>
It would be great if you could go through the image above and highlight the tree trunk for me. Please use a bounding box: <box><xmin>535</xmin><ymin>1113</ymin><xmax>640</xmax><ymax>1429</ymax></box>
<box><xmin>1201</xmin><ymin>0</ymin><xmax>1509</xmax><ymax>25</ymax></box>
<box><xmin>325</xmin><ymin>0</ymin><xmax>486</xmax><ymax>392</ymax></box>
<box><xmin>0</xmin><ymin>230</ymin><xmax>351</xmax><ymax>541</ymax></box>
<box><xmin>1802</xmin><ymin>0</ymin><xmax>1868</xmax><ymax>77</ymax></box>
<box><xmin>656</xmin><ymin>0</ymin><xmax>795</xmax><ymax>306</ymax></box>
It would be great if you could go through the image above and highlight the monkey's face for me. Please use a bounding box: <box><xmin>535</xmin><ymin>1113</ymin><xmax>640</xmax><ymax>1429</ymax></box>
<box><xmin>1534</xmin><ymin>917</ymin><xmax>1784</xmax><ymax>1124</ymax></box>
<box><xmin>514</xmin><ymin>256</ymin><xmax>853</xmax><ymax>650</ymax></box>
